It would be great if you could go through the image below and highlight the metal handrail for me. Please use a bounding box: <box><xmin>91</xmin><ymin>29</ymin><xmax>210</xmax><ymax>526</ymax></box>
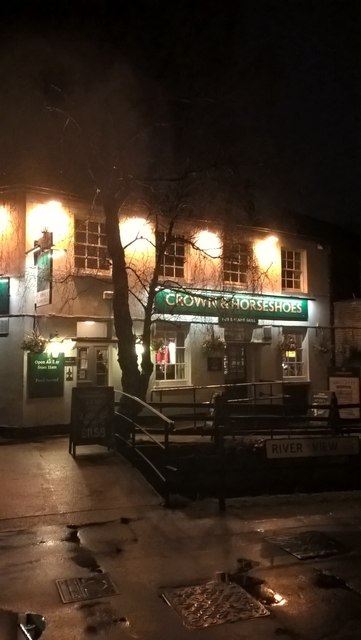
<box><xmin>115</xmin><ymin>389</ymin><xmax>174</xmax><ymax>426</ymax></box>
<box><xmin>150</xmin><ymin>380</ymin><xmax>285</xmax><ymax>402</ymax></box>
<box><xmin>114</xmin><ymin>390</ymin><xmax>175</xmax><ymax>505</ymax></box>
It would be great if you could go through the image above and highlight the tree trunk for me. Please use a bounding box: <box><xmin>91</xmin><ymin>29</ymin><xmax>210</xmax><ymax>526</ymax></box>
<box><xmin>103</xmin><ymin>195</ymin><xmax>143</xmax><ymax>399</ymax></box>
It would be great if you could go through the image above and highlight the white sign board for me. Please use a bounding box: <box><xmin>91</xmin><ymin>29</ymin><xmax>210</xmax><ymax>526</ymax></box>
<box><xmin>266</xmin><ymin>437</ymin><xmax>359</xmax><ymax>459</ymax></box>
<box><xmin>329</xmin><ymin>376</ymin><xmax>360</xmax><ymax>419</ymax></box>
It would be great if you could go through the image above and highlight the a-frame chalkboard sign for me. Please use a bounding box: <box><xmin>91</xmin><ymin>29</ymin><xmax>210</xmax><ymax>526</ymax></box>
<box><xmin>69</xmin><ymin>386</ymin><xmax>114</xmax><ymax>457</ymax></box>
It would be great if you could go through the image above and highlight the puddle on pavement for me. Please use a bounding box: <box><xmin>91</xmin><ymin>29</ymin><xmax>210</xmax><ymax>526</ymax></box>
<box><xmin>84</xmin><ymin>609</ymin><xmax>129</xmax><ymax>636</ymax></box>
<box><xmin>71</xmin><ymin>548</ymin><xmax>103</xmax><ymax>573</ymax></box>
<box><xmin>64</xmin><ymin>528</ymin><xmax>80</xmax><ymax>544</ymax></box>
<box><xmin>226</xmin><ymin>558</ymin><xmax>287</xmax><ymax>607</ymax></box>
<box><xmin>63</xmin><ymin>525</ymin><xmax>103</xmax><ymax>573</ymax></box>
<box><xmin>313</xmin><ymin>570</ymin><xmax>353</xmax><ymax>592</ymax></box>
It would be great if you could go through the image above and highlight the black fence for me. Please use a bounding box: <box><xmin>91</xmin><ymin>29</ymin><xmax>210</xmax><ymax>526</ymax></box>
<box><xmin>114</xmin><ymin>387</ymin><xmax>361</xmax><ymax>512</ymax></box>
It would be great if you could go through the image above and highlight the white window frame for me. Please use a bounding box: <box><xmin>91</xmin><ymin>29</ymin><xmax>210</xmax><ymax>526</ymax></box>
<box><xmin>74</xmin><ymin>218</ymin><xmax>110</xmax><ymax>272</ymax></box>
<box><xmin>152</xmin><ymin>328</ymin><xmax>189</xmax><ymax>385</ymax></box>
<box><xmin>281</xmin><ymin>247</ymin><xmax>306</xmax><ymax>292</ymax></box>
<box><xmin>223</xmin><ymin>241</ymin><xmax>250</xmax><ymax>286</ymax></box>
<box><xmin>156</xmin><ymin>231</ymin><xmax>186</xmax><ymax>280</ymax></box>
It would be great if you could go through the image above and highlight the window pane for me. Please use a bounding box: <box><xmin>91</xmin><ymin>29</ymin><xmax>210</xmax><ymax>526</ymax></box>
<box><xmin>281</xmin><ymin>248</ymin><xmax>303</xmax><ymax>291</ymax></box>
<box><xmin>281</xmin><ymin>331</ymin><xmax>305</xmax><ymax>378</ymax></box>
<box><xmin>153</xmin><ymin>331</ymin><xmax>186</xmax><ymax>381</ymax></box>
<box><xmin>223</xmin><ymin>241</ymin><xmax>250</xmax><ymax>284</ymax></box>
<box><xmin>75</xmin><ymin>257</ymin><xmax>85</xmax><ymax>268</ymax></box>
<box><xmin>74</xmin><ymin>218</ymin><xmax>110</xmax><ymax>271</ymax></box>
<box><xmin>87</xmin><ymin>245</ymin><xmax>97</xmax><ymax>257</ymax></box>
<box><xmin>156</xmin><ymin>233</ymin><xmax>185</xmax><ymax>278</ymax></box>
<box><xmin>75</xmin><ymin>231</ymin><xmax>86</xmax><ymax>243</ymax></box>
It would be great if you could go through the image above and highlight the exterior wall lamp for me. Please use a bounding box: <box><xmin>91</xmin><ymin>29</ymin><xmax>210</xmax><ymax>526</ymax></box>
<box><xmin>25</xmin><ymin>230</ymin><xmax>54</xmax><ymax>265</ymax></box>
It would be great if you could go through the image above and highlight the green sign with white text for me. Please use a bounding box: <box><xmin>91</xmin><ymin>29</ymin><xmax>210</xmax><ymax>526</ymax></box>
<box><xmin>154</xmin><ymin>289</ymin><xmax>308</xmax><ymax>321</ymax></box>
<box><xmin>28</xmin><ymin>353</ymin><xmax>65</xmax><ymax>398</ymax></box>
<box><xmin>0</xmin><ymin>278</ymin><xmax>9</xmax><ymax>315</ymax></box>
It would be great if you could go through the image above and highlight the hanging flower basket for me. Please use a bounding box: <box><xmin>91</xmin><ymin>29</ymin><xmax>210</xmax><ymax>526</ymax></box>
<box><xmin>151</xmin><ymin>338</ymin><xmax>165</xmax><ymax>352</ymax></box>
<box><xmin>313</xmin><ymin>342</ymin><xmax>331</xmax><ymax>354</ymax></box>
<box><xmin>201</xmin><ymin>336</ymin><xmax>226</xmax><ymax>354</ymax></box>
<box><xmin>21</xmin><ymin>332</ymin><xmax>47</xmax><ymax>353</ymax></box>
<box><xmin>278</xmin><ymin>335</ymin><xmax>296</xmax><ymax>352</ymax></box>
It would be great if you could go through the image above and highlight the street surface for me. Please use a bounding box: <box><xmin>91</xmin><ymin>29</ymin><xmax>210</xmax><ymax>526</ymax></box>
<box><xmin>1</xmin><ymin>436</ymin><xmax>361</xmax><ymax>639</ymax></box>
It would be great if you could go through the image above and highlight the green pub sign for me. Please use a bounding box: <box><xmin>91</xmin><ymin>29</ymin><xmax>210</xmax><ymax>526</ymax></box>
<box><xmin>28</xmin><ymin>353</ymin><xmax>65</xmax><ymax>398</ymax></box>
<box><xmin>0</xmin><ymin>278</ymin><xmax>10</xmax><ymax>315</ymax></box>
<box><xmin>154</xmin><ymin>289</ymin><xmax>308</xmax><ymax>321</ymax></box>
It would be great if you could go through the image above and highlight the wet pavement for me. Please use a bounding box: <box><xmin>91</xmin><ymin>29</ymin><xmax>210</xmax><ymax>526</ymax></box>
<box><xmin>1</xmin><ymin>437</ymin><xmax>361</xmax><ymax>638</ymax></box>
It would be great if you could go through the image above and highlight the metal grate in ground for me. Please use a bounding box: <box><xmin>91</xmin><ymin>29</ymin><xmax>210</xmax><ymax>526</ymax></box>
<box><xmin>162</xmin><ymin>579</ymin><xmax>269</xmax><ymax>629</ymax></box>
<box><xmin>266</xmin><ymin>530</ymin><xmax>349</xmax><ymax>560</ymax></box>
<box><xmin>56</xmin><ymin>574</ymin><xmax>119</xmax><ymax>603</ymax></box>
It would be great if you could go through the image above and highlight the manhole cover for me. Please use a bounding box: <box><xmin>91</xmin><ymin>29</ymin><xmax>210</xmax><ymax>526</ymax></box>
<box><xmin>266</xmin><ymin>531</ymin><xmax>348</xmax><ymax>560</ymax></box>
<box><xmin>162</xmin><ymin>580</ymin><xmax>269</xmax><ymax>629</ymax></box>
<box><xmin>56</xmin><ymin>574</ymin><xmax>119</xmax><ymax>603</ymax></box>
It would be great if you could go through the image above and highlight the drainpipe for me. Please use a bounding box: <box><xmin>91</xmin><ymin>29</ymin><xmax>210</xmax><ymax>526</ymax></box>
<box><xmin>328</xmin><ymin>246</ymin><xmax>336</xmax><ymax>367</ymax></box>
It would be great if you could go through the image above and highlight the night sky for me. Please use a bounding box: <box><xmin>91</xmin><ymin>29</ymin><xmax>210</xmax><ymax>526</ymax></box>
<box><xmin>0</xmin><ymin>0</ymin><xmax>360</xmax><ymax>233</ymax></box>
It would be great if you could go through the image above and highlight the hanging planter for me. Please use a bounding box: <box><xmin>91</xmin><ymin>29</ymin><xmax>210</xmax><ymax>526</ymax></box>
<box><xmin>21</xmin><ymin>331</ymin><xmax>47</xmax><ymax>353</ymax></box>
<box><xmin>278</xmin><ymin>335</ymin><xmax>297</xmax><ymax>353</ymax></box>
<box><xmin>201</xmin><ymin>335</ymin><xmax>226</xmax><ymax>354</ymax></box>
<box><xmin>313</xmin><ymin>342</ymin><xmax>331</xmax><ymax>354</ymax></box>
<box><xmin>151</xmin><ymin>338</ymin><xmax>165</xmax><ymax>352</ymax></box>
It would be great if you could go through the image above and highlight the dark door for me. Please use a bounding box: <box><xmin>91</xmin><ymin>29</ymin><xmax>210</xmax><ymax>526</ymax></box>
<box><xmin>224</xmin><ymin>342</ymin><xmax>246</xmax><ymax>383</ymax></box>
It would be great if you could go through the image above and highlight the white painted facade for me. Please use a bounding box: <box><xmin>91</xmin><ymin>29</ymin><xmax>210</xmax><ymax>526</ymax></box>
<box><xmin>0</xmin><ymin>186</ymin><xmax>333</xmax><ymax>427</ymax></box>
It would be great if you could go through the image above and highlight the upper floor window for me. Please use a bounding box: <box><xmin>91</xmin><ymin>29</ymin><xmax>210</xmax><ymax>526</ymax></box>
<box><xmin>74</xmin><ymin>219</ymin><xmax>109</xmax><ymax>271</ymax></box>
<box><xmin>223</xmin><ymin>241</ymin><xmax>250</xmax><ymax>286</ymax></box>
<box><xmin>156</xmin><ymin>232</ymin><xmax>185</xmax><ymax>279</ymax></box>
<box><xmin>281</xmin><ymin>248</ymin><xmax>304</xmax><ymax>291</ymax></box>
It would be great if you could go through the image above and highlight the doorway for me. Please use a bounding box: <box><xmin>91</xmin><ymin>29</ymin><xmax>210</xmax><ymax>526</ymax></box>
<box><xmin>76</xmin><ymin>345</ymin><xmax>109</xmax><ymax>386</ymax></box>
<box><xmin>224</xmin><ymin>342</ymin><xmax>246</xmax><ymax>384</ymax></box>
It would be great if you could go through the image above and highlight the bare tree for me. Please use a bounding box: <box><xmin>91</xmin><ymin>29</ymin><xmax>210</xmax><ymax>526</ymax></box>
<box><xmin>0</xmin><ymin>37</ymin><xmax>256</xmax><ymax>400</ymax></box>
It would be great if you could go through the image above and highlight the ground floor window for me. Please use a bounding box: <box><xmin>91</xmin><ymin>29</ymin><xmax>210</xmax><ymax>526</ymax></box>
<box><xmin>280</xmin><ymin>329</ymin><xmax>307</xmax><ymax>379</ymax></box>
<box><xmin>153</xmin><ymin>330</ymin><xmax>186</xmax><ymax>381</ymax></box>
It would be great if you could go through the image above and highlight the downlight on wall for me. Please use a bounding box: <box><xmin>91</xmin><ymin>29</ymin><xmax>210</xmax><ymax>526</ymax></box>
<box><xmin>0</xmin><ymin>206</ymin><xmax>10</xmax><ymax>235</ymax></box>
<box><xmin>254</xmin><ymin>235</ymin><xmax>279</xmax><ymax>273</ymax></box>
<box><xmin>27</xmin><ymin>201</ymin><xmax>71</xmax><ymax>249</ymax></box>
<box><xmin>119</xmin><ymin>217</ymin><xmax>153</xmax><ymax>255</ymax></box>
<box><xmin>194</xmin><ymin>230</ymin><xmax>222</xmax><ymax>258</ymax></box>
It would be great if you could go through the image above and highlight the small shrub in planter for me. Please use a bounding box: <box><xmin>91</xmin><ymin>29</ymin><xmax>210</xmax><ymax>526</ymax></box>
<box><xmin>21</xmin><ymin>332</ymin><xmax>47</xmax><ymax>353</ymax></box>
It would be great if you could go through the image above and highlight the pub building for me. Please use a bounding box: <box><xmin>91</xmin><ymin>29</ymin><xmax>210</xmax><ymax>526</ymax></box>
<box><xmin>0</xmin><ymin>186</ymin><xmax>332</xmax><ymax>428</ymax></box>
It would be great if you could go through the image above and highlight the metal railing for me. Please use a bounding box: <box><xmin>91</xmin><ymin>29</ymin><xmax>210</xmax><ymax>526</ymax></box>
<box><xmin>114</xmin><ymin>390</ymin><xmax>175</xmax><ymax>506</ymax></box>
<box><xmin>149</xmin><ymin>381</ymin><xmax>288</xmax><ymax>429</ymax></box>
<box><xmin>150</xmin><ymin>380</ymin><xmax>287</xmax><ymax>405</ymax></box>
<box><xmin>114</xmin><ymin>389</ymin><xmax>361</xmax><ymax>514</ymax></box>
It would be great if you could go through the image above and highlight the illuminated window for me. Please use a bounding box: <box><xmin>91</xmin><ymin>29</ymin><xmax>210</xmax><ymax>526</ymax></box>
<box><xmin>223</xmin><ymin>242</ymin><xmax>250</xmax><ymax>286</ymax></box>
<box><xmin>156</xmin><ymin>232</ymin><xmax>185</xmax><ymax>279</ymax></box>
<box><xmin>77</xmin><ymin>347</ymin><xmax>89</xmax><ymax>381</ymax></box>
<box><xmin>281</xmin><ymin>248</ymin><xmax>304</xmax><ymax>291</ymax></box>
<box><xmin>281</xmin><ymin>331</ymin><xmax>306</xmax><ymax>378</ymax></box>
<box><xmin>74</xmin><ymin>219</ymin><xmax>109</xmax><ymax>271</ymax></box>
<box><xmin>153</xmin><ymin>331</ymin><xmax>186</xmax><ymax>381</ymax></box>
